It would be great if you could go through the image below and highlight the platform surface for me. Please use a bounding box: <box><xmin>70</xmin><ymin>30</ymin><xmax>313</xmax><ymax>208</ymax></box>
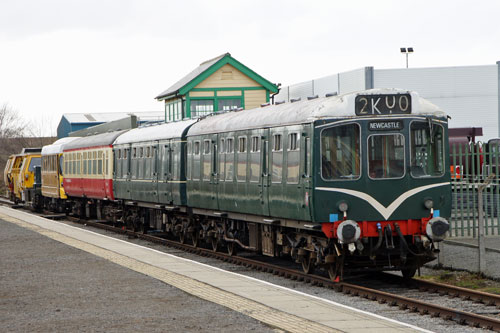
<box><xmin>0</xmin><ymin>206</ymin><xmax>431</xmax><ymax>333</ymax></box>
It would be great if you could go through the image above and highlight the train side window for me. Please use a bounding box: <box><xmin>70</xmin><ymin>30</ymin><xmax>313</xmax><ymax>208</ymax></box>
<box><xmin>321</xmin><ymin>124</ymin><xmax>360</xmax><ymax>180</ymax></box>
<box><xmin>133</xmin><ymin>148</ymin><xmax>137</xmax><ymax>159</ymax></box>
<box><xmin>250</xmin><ymin>136</ymin><xmax>260</xmax><ymax>182</ymax></box>
<box><xmin>98</xmin><ymin>151</ymin><xmax>103</xmax><ymax>175</ymax></box>
<box><xmin>192</xmin><ymin>141</ymin><xmax>200</xmax><ymax>181</ymax></box>
<box><xmin>287</xmin><ymin>133</ymin><xmax>300</xmax><ymax>184</ymax></box>
<box><xmin>118</xmin><ymin>149</ymin><xmax>122</xmax><ymax>159</ymax></box>
<box><xmin>194</xmin><ymin>141</ymin><xmax>200</xmax><ymax>155</ymax></box>
<box><xmin>93</xmin><ymin>151</ymin><xmax>97</xmax><ymax>175</ymax></box>
<box><xmin>219</xmin><ymin>138</ymin><xmax>225</xmax><ymax>182</ymax></box>
<box><xmin>225</xmin><ymin>138</ymin><xmax>234</xmax><ymax>181</ymax></box>
<box><xmin>83</xmin><ymin>152</ymin><xmax>87</xmax><ymax>175</ymax></box>
<box><xmin>124</xmin><ymin>149</ymin><xmax>127</xmax><ymax>159</ymax></box>
<box><xmin>272</xmin><ymin>134</ymin><xmax>283</xmax><ymax>183</ymax></box>
<box><xmin>203</xmin><ymin>140</ymin><xmax>210</xmax><ymax>154</ymax></box>
<box><xmin>64</xmin><ymin>155</ymin><xmax>68</xmax><ymax>175</ymax></box>
<box><xmin>203</xmin><ymin>140</ymin><xmax>211</xmax><ymax>181</ymax></box>
<box><xmin>77</xmin><ymin>153</ymin><xmax>81</xmax><ymax>175</ymax></box>
<box><xmin>237</xmin><ymin>136</ymin><xmax>247</xmax><ymax>182</ymax></box>
<box><xmin>105</xmin><ymin>151</ymin><xmax>109</xmax><ymax>176</ymax></box>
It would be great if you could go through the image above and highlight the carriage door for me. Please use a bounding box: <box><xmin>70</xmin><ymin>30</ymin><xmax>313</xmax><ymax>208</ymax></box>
<box><xmin>299</xmin><ymin>127</ymin><xmax>313</xmax><ymax>220</ymax></box>
<box><xmin>209</xmin><ymin>134</ymin><xmax>219</xmax><ymax>210</ymax></box>
<box><xmin>153</xmin><ymin>142</ymin><xmax>160</xmax><ymax>203</ymax></box>
<box><xmin>159</xmin><ymin>141</ymin><xmax>173</xmax><ymax>204</ymax></box>
<box><xmin>259</xmin><ymin>129</ymin><xmax>270</xmax><ymax>217</ymax></box>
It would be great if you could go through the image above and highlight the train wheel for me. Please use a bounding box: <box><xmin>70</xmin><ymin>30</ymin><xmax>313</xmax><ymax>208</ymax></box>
<box><xmin>227</xmin><ymin>241</ymin><xmax>237</xmax><ymax>256</ymax></box>
<box><xmin>301</xmin><ymin>253</ymin><xmax>315</xmax><ymax>274</ymax></box>
<box><xmin>401</xmin><ymin>266</ymin><xmax>417</xmax><ymax>279</ymax></box>
<box><xmin>191</xmin><ymin>231</ymin><xmax>199</xmax><ymax>247</ymax></box>
<box><xmin>179</xmin><ymin>232</ymin><xmax>186</xmax><ymax>244</ymax></box>
<box><xmin>327</xmin><ymin>264</ymin><xmax>339</xmax><ymax>281</ymax></box>
<box><xmin>211</xmin><ymin>237</ymin><xmax>219</xmax><ymax>252</ymax></box>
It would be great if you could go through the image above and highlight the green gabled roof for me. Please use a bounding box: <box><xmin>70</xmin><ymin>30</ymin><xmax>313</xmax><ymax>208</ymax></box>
<box><xmin>155</xmin><ymin>53</ymin><xmax>278</xmax><ymax>100</ymax></box>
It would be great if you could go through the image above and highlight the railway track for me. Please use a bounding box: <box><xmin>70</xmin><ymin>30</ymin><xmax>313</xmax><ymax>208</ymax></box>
<box><xmin>6</xmin><ymin>203</ymin><xmax>500</xmax><ymax>332</ymax></box>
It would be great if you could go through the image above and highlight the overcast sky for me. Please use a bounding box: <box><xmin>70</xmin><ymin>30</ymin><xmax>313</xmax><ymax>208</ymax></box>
<box><xmin>1</xmin><ymin>0</ymin><xmax>499</xmax><ymax>136</ymax></box>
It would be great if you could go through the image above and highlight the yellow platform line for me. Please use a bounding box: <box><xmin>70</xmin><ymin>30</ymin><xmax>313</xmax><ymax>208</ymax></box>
<box><xmin>1</xmin><ymin>214</ymin><xmax>342</xmax><ymax>333</ymax></box>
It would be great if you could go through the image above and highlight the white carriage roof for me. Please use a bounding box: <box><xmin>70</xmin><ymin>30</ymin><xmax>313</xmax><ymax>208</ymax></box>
<box><xmin>187</xmin><ymin>88</ymin><xmax>446</xmax><ymax>136</ymax></box>
<box><xmin>42</xmin><ymin>137</ymin><xmax>81</xmax><ymax>155</ymax></box>
<box><xmin>113</xmin><ymin>119</ymin><xmax>197</xmax><ymax>145</ymax></box>
<box><xmin>63</xmin><ymin>130</ymin><xmax>129</xmax><ymax>151</ymax></box>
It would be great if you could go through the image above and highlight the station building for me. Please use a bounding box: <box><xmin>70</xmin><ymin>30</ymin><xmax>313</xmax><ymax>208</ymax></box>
<box><xmin>274</xmin><ymin>62</ymin><xmax>500</xmax><ymax>140</ymax></box>
<box><xmin>155</xmin><ymin>53</ymin><xmax>279</xmax><ymax>122</ymax></box>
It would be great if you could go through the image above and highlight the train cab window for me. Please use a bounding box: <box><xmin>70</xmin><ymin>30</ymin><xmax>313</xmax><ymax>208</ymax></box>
<box><xmin>410</xmin><ymin>121</ymin><xmax>445</xmax><ymax>178</ymax></box>
<box><xmin>287</xmin><ymin>133</ymin><xmax>300</xmax><ymax>184</ymax></box>
<box><xmin>368</xmin><ymin>134</ymin><xmax>405</xmax><ymax>179</ymax></box>
<box><xmin>28</xmin><ymin>157</ymin><xmax>41</xmax><ymax>172</ymax></box>
<box><xmin>321</xmin><ymin>124</ymin><xmax>360</xmax><ymax>180</ymax></box>
<box><xmin>272</xmin><ymin>134</ymin><xmax>283</xmax><ymax>183</ymax></box>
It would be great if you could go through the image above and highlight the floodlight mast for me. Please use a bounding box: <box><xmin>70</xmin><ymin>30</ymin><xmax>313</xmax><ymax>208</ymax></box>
<box><xmin>400</xmin><ymin>47</ymin><xmax>414</xmax><ymax>68</ymax></box>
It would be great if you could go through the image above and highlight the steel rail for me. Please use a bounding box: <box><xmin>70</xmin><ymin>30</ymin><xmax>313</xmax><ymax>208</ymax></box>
<box><xmin>4</xmin><ymin>204</ymin><xmax>500</xmax><ymax>332</ymax></box>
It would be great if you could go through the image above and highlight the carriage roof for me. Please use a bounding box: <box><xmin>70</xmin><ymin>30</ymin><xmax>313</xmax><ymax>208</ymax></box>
<box><xmin>42</xmin><ymin>137</ymin><xmax>81</xmax><ymax>155</ymax></box>
<box><xmin>113</xmin><ymin>119</ymin><xmax>196</xmax><ymax>145</ymax></box>
<box><xmin>63</xmin><ymin>130</ymin><xmax>128</xmax><ymax>151</ymax></box>
<box><xmin>187</xmin><ymin>88</ymin><xmax>446</xmax><ymax>136</ymax></box>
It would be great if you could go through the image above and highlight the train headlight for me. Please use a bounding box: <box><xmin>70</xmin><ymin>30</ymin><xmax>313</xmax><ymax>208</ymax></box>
<box><xmin>338</xmin><ymin>202</ymin><xmax>349</xmax><ymax>212</ymax></box>
<box><xmin>337</xmin><ymin>220</ymin><xmax>360</xmax><ymax>244</ymax></box>
<box><xmin>424</xmin><ymin>199</ymin><xmax>434</xmax><ymax>209</ymax></box>
<box><xmin>426</xmin><ymin>217</ymin><xmax>449</xmax><ymax>242</ymax></box>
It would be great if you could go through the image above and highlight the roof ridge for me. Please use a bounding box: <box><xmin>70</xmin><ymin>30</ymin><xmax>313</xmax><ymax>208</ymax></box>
<box><xmin>199</xmin><ymin>52</ymin><xmax>230</xmax><ymax>66</ymax></box>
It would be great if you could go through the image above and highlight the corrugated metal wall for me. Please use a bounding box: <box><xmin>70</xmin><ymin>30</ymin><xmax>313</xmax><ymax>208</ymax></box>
<box><xmin>274</xmin><ymin>68</ymin><xmax>366</xmax><ymax>103</ymax></box>
<box><xmin>374</xmin><ymin>65</ymin><xmax>499</xmax><ymax>140</ymax></box>
<box><xmin>276</xmin><ymin>64</ymin><xmax>499</xmax><ymax>140</ymax></box>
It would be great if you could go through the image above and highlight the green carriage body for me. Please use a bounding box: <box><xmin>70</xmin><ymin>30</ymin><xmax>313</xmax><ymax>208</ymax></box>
<box><xmin>113</xmin><ymin>120</ymin><xmax>196</xmax><ymax>206</ymax></box>
<box><xmin>186</xmin><ymin>89</ymin><xmax>451</xmax><ymax>232</ymax></box>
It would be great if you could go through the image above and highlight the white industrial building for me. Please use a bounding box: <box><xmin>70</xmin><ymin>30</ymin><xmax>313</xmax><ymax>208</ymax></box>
<box><xmin>274</xmin><ymin>63</ymin><xmax>500</xmax><ymax>140</ymax></box>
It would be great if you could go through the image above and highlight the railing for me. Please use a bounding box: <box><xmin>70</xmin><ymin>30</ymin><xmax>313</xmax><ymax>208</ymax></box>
<box><xmin>450</xmin><ymin>143</ymin><xmax>500</xmax><ymax>237</ymax></box>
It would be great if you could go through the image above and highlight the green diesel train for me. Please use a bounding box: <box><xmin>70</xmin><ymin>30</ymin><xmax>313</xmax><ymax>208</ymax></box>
<box><xmin>39</xmin><ymin>88</ymin><xmax>451</xmax><ymax>281</ymax></box>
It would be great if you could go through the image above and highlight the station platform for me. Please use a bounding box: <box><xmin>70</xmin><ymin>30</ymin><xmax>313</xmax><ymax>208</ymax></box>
<box><xmin>0</xmin><ymin>206</ymin><xmax>430</xmax><ymax>333</ymax></box>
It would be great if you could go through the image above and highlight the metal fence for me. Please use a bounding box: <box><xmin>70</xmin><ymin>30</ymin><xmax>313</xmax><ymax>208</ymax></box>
<box><xmin>450</xmin><ymin>142</ymin><xmax>500</xmax><ymax>237</ymax></box>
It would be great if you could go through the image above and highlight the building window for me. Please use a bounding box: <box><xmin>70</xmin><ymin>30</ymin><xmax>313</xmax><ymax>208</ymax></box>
<box><xmin>218</xmin><ymin>99</ymin><xmax>241</xmax><ymax>111</ymax></box>
<box><xmin>191</xmin><ymin>100</ymin><xmax>214</xmax><ymax>118</ymax></box>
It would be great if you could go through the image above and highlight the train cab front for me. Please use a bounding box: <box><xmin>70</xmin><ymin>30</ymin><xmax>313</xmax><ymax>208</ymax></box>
<box><xmin>315</xmin><ymin>92</ymin><xmax>451</xmax><ymax>279</ymax></box>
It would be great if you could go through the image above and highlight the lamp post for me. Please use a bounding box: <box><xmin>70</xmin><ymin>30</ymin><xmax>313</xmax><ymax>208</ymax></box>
<box><xmin>400</xmin><ymin>47</ymin><xmax>414</xmax><ymax>68</ymax></box>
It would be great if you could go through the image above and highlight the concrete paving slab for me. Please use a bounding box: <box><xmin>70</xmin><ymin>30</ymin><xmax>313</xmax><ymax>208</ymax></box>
<box><xmin>0</xmin><ymin>206</ymin><xmax>431</xmax><ymax>333</ymax></box>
